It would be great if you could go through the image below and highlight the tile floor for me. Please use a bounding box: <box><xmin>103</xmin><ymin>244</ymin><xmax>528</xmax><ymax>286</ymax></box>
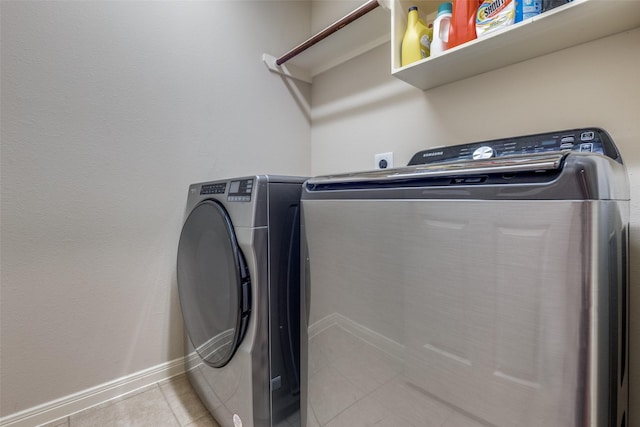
<box><xmin>39</xmin><ymin>324</ymin><xmax>489</xmax><ymax>427</ymax></box>
<box><xmin>40</xmin><ymin>375</ymin><xmax>220</xmax><ymax>427</ymax></box>
<box><xmin>307</xmin><ymin>324</ymin><xmax>489</xmax><ymax>427</ymax></box>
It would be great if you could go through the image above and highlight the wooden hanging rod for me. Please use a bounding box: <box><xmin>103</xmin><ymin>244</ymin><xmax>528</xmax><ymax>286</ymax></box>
<box><xmin>275</xmin><ymin>0</ymin><xmax>381</xmax><ymax>66</ymax></box>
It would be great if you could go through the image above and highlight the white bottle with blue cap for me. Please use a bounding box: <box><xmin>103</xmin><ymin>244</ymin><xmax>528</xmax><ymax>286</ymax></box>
<box><xmin>431</xmin><ymin>2</ymin><xmax>452</xmax><ymax>56</ymax></box>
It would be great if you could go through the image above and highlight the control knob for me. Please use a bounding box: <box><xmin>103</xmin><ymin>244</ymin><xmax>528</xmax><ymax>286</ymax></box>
<box><xmin>472</xmin><ymin>146</ymin><xmax>495</xmax><ymax>160</ymax></box>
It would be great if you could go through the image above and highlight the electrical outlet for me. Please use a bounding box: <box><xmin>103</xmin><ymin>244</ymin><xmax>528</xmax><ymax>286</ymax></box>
<box><xmin>374</xmin><ymin>152</ymin><xmax>394</xmax><ymax>169</ymax></box>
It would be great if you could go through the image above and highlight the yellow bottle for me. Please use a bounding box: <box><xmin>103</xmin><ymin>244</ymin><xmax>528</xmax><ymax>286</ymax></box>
<box><xmin>401</xmin><ymin>6</ymin><xmax>432</xmax><ymax>67</ymax></box>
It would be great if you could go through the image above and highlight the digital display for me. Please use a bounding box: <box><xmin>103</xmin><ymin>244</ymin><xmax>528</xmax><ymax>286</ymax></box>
<box><xmin>228</xmin><ymin>179</ymin><xmax>253</xmax><ymax>202</ymax></box>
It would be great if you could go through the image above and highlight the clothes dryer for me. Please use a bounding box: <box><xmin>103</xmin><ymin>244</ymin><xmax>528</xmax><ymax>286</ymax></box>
<box><xmin>177</xmin><ymin>175</ymin><xmax>304</xmax><ymax>427</ymax></box>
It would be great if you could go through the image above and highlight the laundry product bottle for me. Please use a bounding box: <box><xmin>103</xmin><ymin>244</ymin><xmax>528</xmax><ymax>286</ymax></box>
<box><xmin>476</xmin><ymin>0</ymin><xmax>516</xmax><ymax>37</ymax></box>
<box><xmin>515</xmin><ymin>0</ymin><xmax>542</xmax><ymax>22</ymax></box>
<box><xmin>401</xmin><ymin>6</ymin><xmax>432</xmax><ymax>67</ymax></box>
<box><xmin>431</xmin><ymin>2</ymin><xmax>452</xmax><ymax>56</ymax></box>
<box><xmin>448</xmin><ymin>0</ymin><xmax>482</xmax><ymax>49</ymax></box>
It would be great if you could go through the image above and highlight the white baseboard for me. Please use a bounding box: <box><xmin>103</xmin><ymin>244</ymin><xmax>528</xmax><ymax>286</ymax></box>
<box><xmin>309</xmin><ymin>312</ymin><xmax>405</xmax><ymax>362</ymax></box>
<box><xmin>0</xmin><ymin>354</ymin><xmax>198</xmax><ymax>427</ymax></box>
<box><xmin>308</xmin><ymin>312</ymin><xmax>342</xmax><ymax>338</ymax></box>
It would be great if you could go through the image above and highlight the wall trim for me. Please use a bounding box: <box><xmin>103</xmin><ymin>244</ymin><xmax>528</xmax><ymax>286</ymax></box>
<box><xmin>308</xmin><ymin>312</ymin><xmax>341</xmax><ymax>339</ymax></box>
<box><xmin>0</xmin><ymin>354</ymin><xmax>198</xmax><ymax>427</ymax></box>
<box><xmin>310</xmin><ymin>312</ymin><xmax>405</xmax><ymax>362</ymax></box>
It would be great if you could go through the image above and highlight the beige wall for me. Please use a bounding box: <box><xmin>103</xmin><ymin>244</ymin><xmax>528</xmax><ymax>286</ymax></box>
<box><xmin>0</xmin><ymin>0</ymin><xmax>310</xmax><ymax>418</ymax></box>
<box><xmin>2</xmin><ymin>0</ymin><xmax>638</xmax><ymax>424</ymax></box>
<box><xmin>311</xmin><ymin>27</ymin><xmax>640</xmax><ymax>425</ymax></box>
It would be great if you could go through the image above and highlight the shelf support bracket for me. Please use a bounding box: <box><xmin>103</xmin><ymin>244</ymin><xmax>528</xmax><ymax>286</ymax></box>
<box><xmin>262</xmin><ymin>54</ymin><xmax>312</xmax><ymax>84</ymax></box>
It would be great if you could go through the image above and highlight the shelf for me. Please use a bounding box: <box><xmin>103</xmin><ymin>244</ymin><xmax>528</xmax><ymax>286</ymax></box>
<box><xmin>391</xmin><ymin>0</ymin><xmax>640</xmax><ymax>90</ymax></box>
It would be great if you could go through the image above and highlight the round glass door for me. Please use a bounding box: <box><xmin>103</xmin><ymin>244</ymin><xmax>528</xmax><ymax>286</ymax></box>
<box><xmin>177</xmin><ymin>200</ymin><xmax>251</xmax><ymax>368</ymax></box>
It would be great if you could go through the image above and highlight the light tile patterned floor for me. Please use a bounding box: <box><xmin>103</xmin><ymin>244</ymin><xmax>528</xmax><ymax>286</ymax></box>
<box><xmin>307</xmin><ymin>324</ymin><xmax>490</xmax><ymax>427</ymax></box>
<box><xmin>38</xmin><ymin>325</ymin><xmax>491</xmax><ymax>427</ymax></box>
<box><xmin>39</xmin><ymin>375</ymin><xmax>220</xmax><ymax>427</ymax></box>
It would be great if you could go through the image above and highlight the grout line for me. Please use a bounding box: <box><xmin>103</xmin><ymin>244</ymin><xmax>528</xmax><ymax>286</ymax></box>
<box><xmin>156</xmin><ymin>374</ymin><xmax>186</xmax><ymax>427</ymax></box>
<box><xmin>157</xmin><ymin>381</ymin><xmax>183</xmax><ymax>427</ymax></box>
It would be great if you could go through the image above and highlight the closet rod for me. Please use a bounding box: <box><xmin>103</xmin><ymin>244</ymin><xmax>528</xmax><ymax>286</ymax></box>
<box><xmin>276</xmin><ymin>0</ymin><xmax>380</xmax><ymax>66</ymax></box>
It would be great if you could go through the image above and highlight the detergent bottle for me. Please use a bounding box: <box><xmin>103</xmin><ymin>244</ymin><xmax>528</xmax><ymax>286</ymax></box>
<box><xmin>430</xmin><ymin>2</ymin><xmax>452</xmax><ymax>56</ymax></box>
<box><xmin>515</xmin><ymin>0</ymin><xmax>542</xmax><ymax>22</ymax></box>
<box><xmin>401</xmin><ymin>6</ymin><xmax>432</xmax><ymax>66</ymax></box>
<box><xmin>476</xmin><ymin>0</ymin><xmax>516</xmax><ymax>37</ymax></box>
<box><xmin>448</xmin><ymin>0</ymin><xmax>482</xmax><ymax>49</ymax></box>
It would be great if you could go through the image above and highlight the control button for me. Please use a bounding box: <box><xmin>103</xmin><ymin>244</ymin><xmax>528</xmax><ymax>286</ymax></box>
<box><xmin>580</xmin><ymin>143</ymin><xmax>593</xmax><ymax>152</ymax></box>
<box><xmin>472</xmin><ymin>146</ymin><xmax>495</xmax><ymax>160</ymax></box>
<box><xmin>581</xmin><ymin>131</ymin><xmax>595</xmax><ymax>141</ymax></box>
<box><xmin>200</xmin><ymin>183</ymin><xmax>226</xmax><ymax>195</ymax></box>
<box><xmin>560</xmin><ymin>143</ymin><xmax>574</xmax><ymax>149</ymax></box>
<box><xmin>561</xmin><ymin>136</ymin><xmax>575</xmax><ymax>143</ymax></box>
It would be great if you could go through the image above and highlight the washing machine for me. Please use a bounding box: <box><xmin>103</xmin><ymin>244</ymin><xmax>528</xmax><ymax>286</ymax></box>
<box><xmin>177</xmin><ymin>175</ymin><xmax>304</xmax><ymax>427</ymax></box>
<box><xmin>301</xmin><ymin>128</ymin><xmax>628</xmax><ymax>426</ymax></box>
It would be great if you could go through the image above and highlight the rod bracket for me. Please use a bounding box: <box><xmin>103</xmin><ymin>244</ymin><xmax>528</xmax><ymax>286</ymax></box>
<box><xmin>262</xmin><ymin>54</ymin><xmax>312</xmax><ymax>83</ymax></box>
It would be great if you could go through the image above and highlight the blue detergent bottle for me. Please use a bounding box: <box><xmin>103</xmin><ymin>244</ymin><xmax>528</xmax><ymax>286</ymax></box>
<box><xmin>516</xmin><ymin>0</ymin><xmax>542</xmax><ymax>22</ymax></box>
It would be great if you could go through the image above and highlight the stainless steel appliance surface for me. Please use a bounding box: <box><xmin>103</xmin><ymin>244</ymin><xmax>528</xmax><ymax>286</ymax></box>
<box><xmin>177</xmin><ymin>175</ymin><xmax>305</xmax><ymax>427</ymax></box>
<box><xmin>300</xmin><ymin>128</ymin><xmax>629</xmax><ymax>427</ymax></box>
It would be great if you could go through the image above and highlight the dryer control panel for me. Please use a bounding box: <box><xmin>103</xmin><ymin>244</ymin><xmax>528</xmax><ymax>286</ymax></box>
<box><xmin>199</xmin><ymin>179</ymin><xmax>254</xmax><ymax>202</ymax></box>
<box><xmin>200</xmin><ymin>182</ymin><xmax>226</xmax><ymax>195</ymax></box>
<box><xmin>408</xmin><ymin>128</ymin><xmax>622</xmax><ymax>166</ymax></box>
<box><xmin>227</xmin><ymin>179</ymin><xmax>254</xmax><ymax>202</ymax></box>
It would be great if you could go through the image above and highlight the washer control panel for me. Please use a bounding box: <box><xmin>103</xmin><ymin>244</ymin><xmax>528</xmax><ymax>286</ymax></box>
<box><xmin>408</xmin><ymin>128</ymin><xmax>621</xmax><ymax>165</ymax></box>
<box><xmin>472</xmin><ymin>146</ymin><xmax>495</xmax><ymax>160</ymax></box>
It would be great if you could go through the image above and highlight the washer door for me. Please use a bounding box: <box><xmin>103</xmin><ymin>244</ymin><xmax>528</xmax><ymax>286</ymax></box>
<box><xmin>177</xmin><ymin>200</ymin><xmax>251</xmax><ymax>368</ymax></box>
